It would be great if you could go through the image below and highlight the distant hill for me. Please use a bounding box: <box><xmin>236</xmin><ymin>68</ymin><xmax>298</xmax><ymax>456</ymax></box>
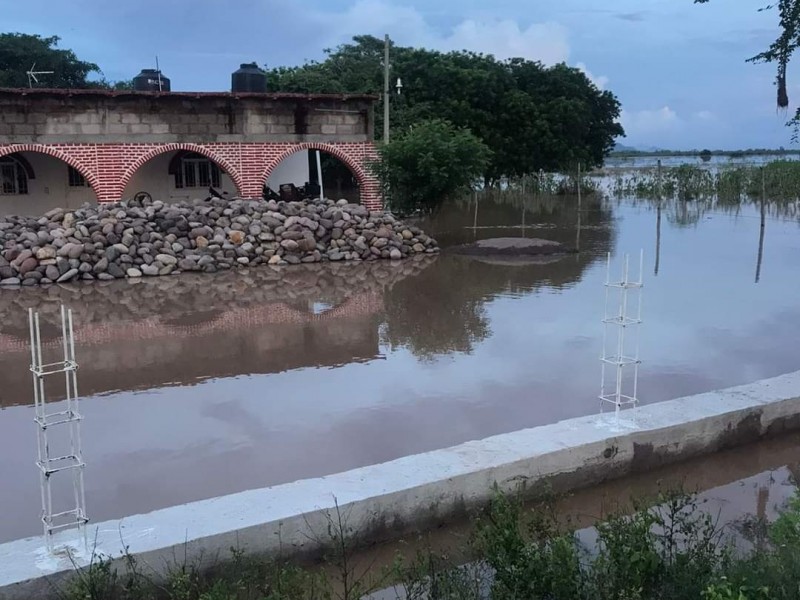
<box><xmin>613</xmin><ymin>143</ymin><xmax>638</xmax><ymax>152</ymax></box>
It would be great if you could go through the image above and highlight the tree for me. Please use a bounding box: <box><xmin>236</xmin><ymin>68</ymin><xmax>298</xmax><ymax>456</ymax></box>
<box><xmin>0</xmin><ymin>33</ymin><xmax>100</xmax><ymax>88</ymax></box>
<box><xmin>695</xmin><ymin>1</ymin><xmax>800</xmax><ymax>126</ymax></box>
<box><xmin>268</xmin><ymin>36</ymin><xmax>624</xmax><ymax>180</ymax></box>
<box><xmin>370</xmin><ymin>119</ymin><xmax>491</xmax><ymax>214</ymax></box>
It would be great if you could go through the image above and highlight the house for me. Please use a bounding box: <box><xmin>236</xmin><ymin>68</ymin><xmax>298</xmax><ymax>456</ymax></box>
<box><xmin>0</xmin><ymin>79</ymin><xmax>379</xmax><ymax>216</ymax></box>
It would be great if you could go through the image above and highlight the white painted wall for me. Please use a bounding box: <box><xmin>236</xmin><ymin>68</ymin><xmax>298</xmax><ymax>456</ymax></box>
<box><xmin>265</xmin><ymin>150</ymin><xmax>310</xmax><ymax>191</ymax></box>
<box><xmin>121</xmin><ymin>152</ymin><xmax>238</xmax><ymax>202</ymax></box>
<box><xmin>0</xmin><ymin>152</ymin><xmax>97</xmax><ymax>217</ymax></box>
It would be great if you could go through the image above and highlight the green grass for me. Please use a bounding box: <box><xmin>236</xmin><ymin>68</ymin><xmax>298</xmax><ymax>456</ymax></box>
<box><xmin>610</xmin><ymin>161</ymin><xmax>800</xmax><ymax>204</ymax></box>
<box><xmin>59</xmin><ymin>487</ymin><xmax>800</xmax><ymax>600</ymax></box>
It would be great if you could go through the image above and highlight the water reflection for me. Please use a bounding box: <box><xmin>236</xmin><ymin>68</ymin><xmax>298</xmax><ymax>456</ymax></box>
<box><xmin>655</xmin><ymin>201</ymin><xmax>662</xmax><ymax>276</ymax></box>
<box><xmin>1</xmin><ymin>191</ymin><xmax>799</xmax><ymax>542</ymax></box>
<box><xmin>756</xmin><ymin>198</ymin><xmax>766</xmax><ymax>283</ymax></box>
<box><xmin>0</xmin><ymin>195</ymin><xmax>614</xmax><ymax>406</ymax></box>
<box><xmin>0</xmin><ymin>259</ymin><xmax>435</xmax><ymax>406</ymax></box>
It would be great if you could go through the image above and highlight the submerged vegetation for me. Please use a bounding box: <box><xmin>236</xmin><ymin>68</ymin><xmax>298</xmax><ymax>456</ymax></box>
<box><xmin>60</xmin><ymin>488</ymin><xmax>800</xmax><ymax>600</ymax></box>
<box><xmin>609</xmin><ymin>161</ymin><xmax>800</xmax><ymax>204</ymax></box>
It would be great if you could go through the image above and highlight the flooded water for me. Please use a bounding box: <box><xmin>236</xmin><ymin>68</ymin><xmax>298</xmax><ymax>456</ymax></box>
<box><xmin>1</xmin><ymin>191</ymin><xmax>800</xmax><ymax>542</ymax></box>
<box><xmin>337</xmin><ymin>433</ymin><xmax>800</xmax><ymax>599</ymax></box>
<box><xmin>605</xmin><ymin>153</ymin><xmax>800</xmax><ymax>169</ymax></box>
<box><xmin>355</xmin><ymin>433</ymin><xmax>800</xmax><ymax>600</ymax></box>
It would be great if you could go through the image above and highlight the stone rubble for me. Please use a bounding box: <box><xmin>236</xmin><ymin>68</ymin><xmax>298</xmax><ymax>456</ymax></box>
<box><xmin>0</xmin><ymin>197</ymin><xmax>438</xmax><ymax>287</ymax></box>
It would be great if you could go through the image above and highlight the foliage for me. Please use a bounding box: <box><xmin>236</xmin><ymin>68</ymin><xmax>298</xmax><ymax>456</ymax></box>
<box><xmin>696</xmin><ymin>0</ymin><xmax>800</xmax><ymax>134</ymax></box>
<box><xmin>268</xmin><ymin>35</ymin><xmax>624</xmax><ymax>181</ymax></box>
<box><xmin>474</xmin><ymin>490</ymin><xmax>585</xmax><ymax>600</ymax></box>
<box><xmin>392</xmin><ymin>551</ymin><xmax>485</xmax><ymax>600</ymax></box>
<box><xmin>370</xmin><ymin>119</ymin><xmax>490</xmax><ymax>215</ymax></box>
<box><xmin>470</xmin><ymin>489</ymin><xmax>728</xmax><ymax>600</ymax></box>
<box><xmin>59</xmin><ymin>488</ymin><xmax>800</xmax><ymax>600</ymax></box>
<box><xmin>0</xmin><ymin>33</ymin><xmax>101</xmax><ymax>88</ymax></box>
<box><xmin>702</xmin><ymin>578</ymin><xmax>771</xmax><ymax>600</ymax></box>
<box><xmin>610</xmin><ymin>160</ymin><xmax>800</xmax><ymax>203</ymax></box>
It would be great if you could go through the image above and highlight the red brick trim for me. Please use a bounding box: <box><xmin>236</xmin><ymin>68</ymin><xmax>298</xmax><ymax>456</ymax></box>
<box><xmin>0</xmin><ymin>141</ymin><xmax>383</xmax><ymax>209</ymax></box>
<box><xmin>0</xmin><ymin>143</ymin><xmax>102</xmax><ymax>199</ymax></box>
<box><xmin>119</xmin><ymin>143</ymin><xmax>245</xmax><ymax>196</ymax></box>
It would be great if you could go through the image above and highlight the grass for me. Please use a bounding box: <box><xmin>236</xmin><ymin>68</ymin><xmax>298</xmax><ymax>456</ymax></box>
<box><xmin>609</xmin><ymin>160</ymin><xmax>800</xmax><ymax>204</ymax></box>
<box><xmin>56</xmin><ymin>487</ymin><xmax>800</xmax><ymax>600</ymax></box>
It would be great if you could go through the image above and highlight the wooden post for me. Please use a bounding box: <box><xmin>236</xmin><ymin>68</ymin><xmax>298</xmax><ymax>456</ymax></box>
<box><xmin>383</xmin><ymin>34</ymin><xmax>390</xmax><ymax>144</ymax></box>
<box><xmin>575</xmin><ymin>162</ymin><xmax>582</xmax><ymax>252</ymax></box>
<box><xmin>473</xmin><ymin>191</ymin><xmax>478</xmax><ymax>231</ymax></box>
<box><xmin>655</xmin><ymin>159</ymin><xmax>662</xmax><ymax>276</ymax></box>
<box><xmin>756</xmin><ymin>167</ymin><xmax>766</xmax><ymax>283</ymax></box>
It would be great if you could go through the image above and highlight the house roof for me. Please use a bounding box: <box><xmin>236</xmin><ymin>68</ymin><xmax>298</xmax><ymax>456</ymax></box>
<box><xmin>0</xmin><ymin>88</ymin><xmax>378</xmax><ymax>102</ymax></box>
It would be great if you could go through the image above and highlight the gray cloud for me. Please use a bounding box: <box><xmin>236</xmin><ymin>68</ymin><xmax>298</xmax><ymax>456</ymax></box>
<box><xmin>615</xmin><ymin>12</ymin><xmax>646</xmax><ymax>22</ymax></box>
<box><xmin>1</xmin><ymin>0</ymin><xmax>792</xmax><ymax>149</ymax></box>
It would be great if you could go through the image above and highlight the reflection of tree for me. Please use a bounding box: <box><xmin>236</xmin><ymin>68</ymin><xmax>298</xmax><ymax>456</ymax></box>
<box><xmin>668</xmin><ymin>200</ymin><xmax>705</xmax><ymax>228</ymax></box>
<box><xmin>383</xmin><ymin>257</ymin><xmax>491</xmax><ymax>359</ymax></box>
<box><xmin>424</xmin><ymin>192</ymin><xmax>612</xmax><ymax>248</ymax></box>
<box><xmin>383</xmin><ymin>194</ymin><xmax>614</xmax><ymax>358</ymax></box>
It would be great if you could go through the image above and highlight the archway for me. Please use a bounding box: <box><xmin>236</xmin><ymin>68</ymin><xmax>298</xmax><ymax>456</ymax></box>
<box><xmin>0</xmin><ymin>147</ymin><xmax>99</xmax><ymax>217</ymax></box>
<box><xmin>120</xmin><ymin>144</ymin><xmax>243</xmax><ymax>202</ymax></box>
<box><xmin>263</xmin><ymin>144</ymin><xmax>367</xmax><ymax>204</ymax></box>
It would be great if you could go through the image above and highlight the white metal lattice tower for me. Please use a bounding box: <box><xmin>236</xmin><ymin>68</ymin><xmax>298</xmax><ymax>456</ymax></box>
<box><xmin>29</xmin><ymin>305</ymin><xmax>88</xmax><ymax>549</ymax></box>
<box><xmin>600</xmin><ymin>251</ymin><xmax>644</xmax><ymax>418</ymax></box>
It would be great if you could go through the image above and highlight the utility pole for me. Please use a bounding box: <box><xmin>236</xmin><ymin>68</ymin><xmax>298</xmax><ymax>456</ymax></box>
<box><xmin>383</xmin><ymin>34</ymin><xmax>390</xmax><ymax>143</ymax></box>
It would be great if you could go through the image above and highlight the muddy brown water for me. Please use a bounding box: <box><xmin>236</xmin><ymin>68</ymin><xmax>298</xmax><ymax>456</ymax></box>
<box><xmin>331</xmin><ymin>433</ymin><xmax>800</xmax><ymax>599</ymax></box>
<box><xmin>1</xmin><ymin>193</ymin><xmax>799</xmax><ymax>542</ymax></box>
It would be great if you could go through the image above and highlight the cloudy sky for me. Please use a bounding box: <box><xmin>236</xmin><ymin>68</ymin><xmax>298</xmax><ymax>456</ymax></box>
<box><xmin>3</xmin><ymin>0</ymin><xmax>796</xmax><ymax>149</ymax></box>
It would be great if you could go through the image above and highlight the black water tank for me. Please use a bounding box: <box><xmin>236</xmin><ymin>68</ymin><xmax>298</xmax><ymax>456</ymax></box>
<box><xmin>133</xmin><ymin>69</ymin><xmax>171</xmax><ymax>92</ymax></box>
<box><xmin>232</xmin><ymin>63</ymin><xmax>267</xmax><ymax>93</ymax></box>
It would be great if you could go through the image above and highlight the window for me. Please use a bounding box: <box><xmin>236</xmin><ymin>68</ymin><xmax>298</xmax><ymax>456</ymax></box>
<box><xmin>0</xmin><ymin>157</ymin><xmax>28</xmax><ymax>195</ymax></box>
<box><xmin>68</xmin><ymin>166</ymin><xmax>88</xmax><ymax>187</ymax></box>
<box><xmin>174</xmin><ymin>154</ymin><xmax>221</xmax><ymax>189</ymax></box>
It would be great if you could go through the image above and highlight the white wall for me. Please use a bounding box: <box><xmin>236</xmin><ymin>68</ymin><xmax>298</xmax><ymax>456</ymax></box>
<box><xmin>265</xmin><ymin>150</ymin><xmax>310</xmax><ymax>191</ymax></box>
<box><xmin>0</xmin><ymin>152</ymin><xmax>97</xmax><ymax>217</ymax></box>
<box><xmin>121</xmin><ymin>152</ymin><xmax>239</xmax><ymax>202</ymax></box>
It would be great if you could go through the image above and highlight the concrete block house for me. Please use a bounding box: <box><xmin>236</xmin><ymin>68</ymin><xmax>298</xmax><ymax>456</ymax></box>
<box><xmin>0</xmin><ymin>78</ymin><xmax>380</xmax><ymax>216</ymax></box>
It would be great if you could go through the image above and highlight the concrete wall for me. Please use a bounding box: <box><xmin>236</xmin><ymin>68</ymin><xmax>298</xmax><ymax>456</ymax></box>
<box><xmin>0</xmin><ymin>152</ymin><xmax>97</xmax><ymax>216</ymax></box>
<box><xmin>121</xmin><ymin>150</ymin><xmax>238</xmax><ymax>202</ymax></box>
<box><xmin>3</xmin><ymin>371</ymin><xmax>800</xmax><ymax>599</ymax></box>
<box><xmin>0</xmin><ymin>90</ymin><xmax>381</xmax><ymax>208</ymax></box>
<box><xmin>0</xmin><ymin>91</ymin><xmax>374</xmax><ymax>145</ymax></box>
<box><xmin>0</xmin><ymin>142</ymin><xmax>381</xmax><ymax>209</ymax></box>
<box><xmin>265</xmin><ymin>150</ymin><xmax>310</xmax><ymax>189</ymax></box>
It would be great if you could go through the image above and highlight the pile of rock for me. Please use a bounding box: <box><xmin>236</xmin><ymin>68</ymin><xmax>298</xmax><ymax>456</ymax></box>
<box><xmin>0</xmin><ymin>197</ymin><xmax>438</xmax><ymax>286</ymax></box>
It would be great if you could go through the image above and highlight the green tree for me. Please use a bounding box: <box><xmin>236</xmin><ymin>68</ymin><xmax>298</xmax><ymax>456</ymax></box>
<box><xmin>0</xmin><ymin>33</ymin><xmax>100</xmax><ymax>88</ymax></box>
<box><xmin>696</xmin><ymin>0</ymin><xmax>800</xmax><ymax>129</ymax></box>
<box><xmin>370</xmin><ymin>119</ymin><xmax>490</xmax><ymax>214</ymax></box>
<box><xmin>268</xmin><ymin>36</ymin><xmax>624</xmax><ymax>180</ymax></box>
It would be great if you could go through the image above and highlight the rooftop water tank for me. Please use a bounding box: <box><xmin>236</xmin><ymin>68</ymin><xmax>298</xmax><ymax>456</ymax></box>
<box><xmin>232</xmin><ymin>63</ymin><xmax>267</xmax><ymax>93</ymax></box>
<box><xmin>133</xmin><ymin>69</ymin><xmax>171</xmax><ymax>92</ymax></box>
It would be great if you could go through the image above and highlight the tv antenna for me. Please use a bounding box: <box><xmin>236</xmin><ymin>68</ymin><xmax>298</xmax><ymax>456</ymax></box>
<box><xmin>155</xmin><ymin>55</ymin><xmax>163</xmax><ymax>91</ymax></box>
<box><xmin>27</xmin><ymin>63</ymin><xmax>54</xmax><ymax>88</ymax></box>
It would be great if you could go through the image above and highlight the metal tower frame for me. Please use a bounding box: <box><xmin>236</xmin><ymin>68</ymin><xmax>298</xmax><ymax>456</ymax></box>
<box><xmin>600</xmin><ymin>251</ymin><xmax>644</xmax><ymax>418</ymax></box>
<box><xmin>29</xmin><ymin>305</ymin><xmax>88</xmax><ymax>548</ymax></box>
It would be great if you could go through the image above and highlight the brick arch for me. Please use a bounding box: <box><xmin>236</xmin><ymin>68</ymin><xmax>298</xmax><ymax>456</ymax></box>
<box><xmin>262</xmin><ymin>142</ymin><xmax>371</xmax><ymax>200</ymax></box>
<box><xmin>0</xmin><ymin>143</ymin><xmax>101</xmax><ymax>200</ymax></box>
<box><xmin>120</xmin><ymin>143</ymin><xmax>244</xmax><ymax>196</ymax></box>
